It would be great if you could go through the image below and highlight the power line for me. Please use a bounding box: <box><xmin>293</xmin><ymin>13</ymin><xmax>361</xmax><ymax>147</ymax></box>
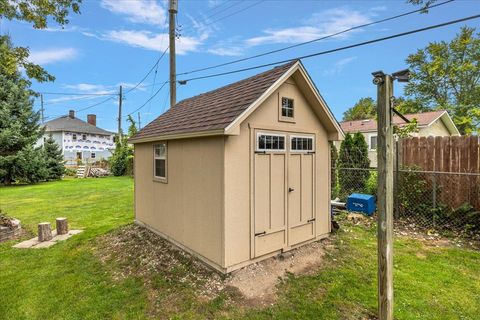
<box><xmin>177</xmin><ymin>0</ymin><xmax>455</xmax><ymax>76</ymax></box>
<box><xmin>179</xmin><ymin>13</ymin><xmax>480</xmax><ymax>83</ymax></box>
<box><xmin>125</xmin><ymin>81</ymin><xmax>169</xmax><ymax>117</ymax></box>
<box><xmin>124</xmin><ymin>46</ymin><xmax>169</xmax><ymax>94</ymax></box>
<box><xmin>76</xmin><ymin>96</ymin><xmax>117</xmax><ymax>113</ymax></box>
<box><xmin>179</xmin><ymin>0</ymin><xmax>240</xmax><ymax>32</ymax></box>
<box><xmin>41</xmin><ymin>94</ymin><xmax>112</xmax><ymax>106</ymax></box>
<box><xmin>38</xmin><ymin>91</ymin><xmax>115</xmax><ymax>96</ymax></box>
<box><xmin>181</xmin><ymin>0</ymin><xmax>264</xmax><ymax>34</ymax></box>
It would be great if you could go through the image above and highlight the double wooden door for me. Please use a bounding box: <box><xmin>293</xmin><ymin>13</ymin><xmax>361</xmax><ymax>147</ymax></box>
<box><xmin>253</xmin><ymin>130</ymin><xmax>316</xmax><ymax>257</ymax></box>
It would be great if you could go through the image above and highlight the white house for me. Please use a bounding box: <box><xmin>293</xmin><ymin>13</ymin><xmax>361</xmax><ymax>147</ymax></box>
<box><xmin>37</xmin><ymin>110</ymin><xmax>115</xmax><ymax>165</ymax></box>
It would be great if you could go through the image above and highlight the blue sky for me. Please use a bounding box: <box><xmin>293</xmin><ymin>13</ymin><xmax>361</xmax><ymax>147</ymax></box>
<box><xmin>1</xmin><ymin>0</ymin><xmax>479</xmax><ymax>132</ymax></box>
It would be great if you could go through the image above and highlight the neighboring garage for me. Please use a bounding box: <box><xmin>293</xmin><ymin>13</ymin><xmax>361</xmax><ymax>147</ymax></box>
<box><xmin>129</xmin><ymin>60</ymin><xmax>343</xmax><ymax>273</ymax></box>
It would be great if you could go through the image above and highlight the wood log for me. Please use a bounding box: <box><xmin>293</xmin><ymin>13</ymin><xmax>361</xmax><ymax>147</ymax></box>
<box><xmin>38</xmin><ymin>222</ymin><xmax>52</xmax><ymax>242</ymax></box>
<box><xmin>56</xmin><ymin>218</ymin><xmax>68</xmax><ymax>235</ymax></box>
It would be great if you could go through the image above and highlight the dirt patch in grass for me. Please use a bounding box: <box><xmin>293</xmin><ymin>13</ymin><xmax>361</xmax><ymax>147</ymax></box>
<box><xmin>226</xmin><ymin>239</ymin><xmax>329</xmax><ymax>307</ymax></box>
<box><xmin>94</xmin><ymin>224</ymin><xmax>331</xmax><ymax>315</ymax></box>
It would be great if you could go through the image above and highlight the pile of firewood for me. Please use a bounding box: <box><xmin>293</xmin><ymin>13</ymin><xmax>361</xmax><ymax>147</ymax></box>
<box><xmin>89</xmin><ymin>167</ymin><xmax>109</xmax><ymax>177</ymax></box>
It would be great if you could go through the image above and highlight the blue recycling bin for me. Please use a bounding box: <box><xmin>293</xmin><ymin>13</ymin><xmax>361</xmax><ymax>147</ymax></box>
<box><xmin>346</xmin><ymin>193</ymin><xmax>376</xmax><ymax>216</ymax></box>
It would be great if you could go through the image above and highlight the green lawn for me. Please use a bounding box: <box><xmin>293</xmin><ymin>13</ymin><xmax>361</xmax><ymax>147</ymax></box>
<box><xmin>1</xmin><ymin>177</ymin><xmax>479</xmax><ymax>319</ymax></box>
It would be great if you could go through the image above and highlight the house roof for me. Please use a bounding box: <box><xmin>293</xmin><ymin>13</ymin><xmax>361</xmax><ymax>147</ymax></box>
<box><xmin>43</xmin><ymin>116</ymin><xmax>114</xmax><ymax>135</ymax></box>
<box><xmin>130</xmin><ymin>60</ymin><xmax>343</xmax><ymax>142</ymax></box>
<box><xmin>340</xmin><ymin>110</ymin><xmax>460</xmax><ymax>135</ymax></box>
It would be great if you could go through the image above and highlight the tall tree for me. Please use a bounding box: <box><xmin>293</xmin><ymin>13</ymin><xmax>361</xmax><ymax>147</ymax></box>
<box><xmin>404</xmin><ymin>27</ymin><xmax>480</xmax><ymax>134</ymax></box>
<box><xmin>342</xmin><ymin>97</ymin><xmax>376</xmax><ymax>121</ymax></box>
<box><xmin>330</xmin><ymin>143</ymin><xmax>338</xmax><ymax>198</ymax></box>
<box><xmin>44</xmin><ymin>133</ymin><xmax>65</xmax><ymax>180</ymax></box>
<box><xmin>0</xmin><ymin>59</ymin><xmax>44</xmax><ymax>185</ymax></box>
<box><xmin>0</xmin><ymin>0</ymin><xmax>81</xmax><ymax>82</ymax></box>
<box><xmin>337</xmin><ymin>133</ymin><xmax>371</xmax><ymax>200</ymax></box>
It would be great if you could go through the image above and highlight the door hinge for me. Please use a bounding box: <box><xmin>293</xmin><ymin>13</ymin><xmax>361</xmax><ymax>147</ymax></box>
<box><xmin>255</xmin><ymin>231</ymin><xmax>266</xmax><ymax>236</ymax></box>
<box><xmin>307</xmin><ymin>218</ymin><xmax>316</xmax><ymax>223</ymax></box>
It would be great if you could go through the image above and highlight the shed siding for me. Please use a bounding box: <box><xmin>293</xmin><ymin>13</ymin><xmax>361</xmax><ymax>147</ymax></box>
<box><xmin>224</xmin><ymin>77</ymin><xmax>331</xmax><ymax>267</ymax></box>
<box><xmin>134</xmin><ymin>136</ymin><xmax>224</xmax><ymax>267</ymax></box>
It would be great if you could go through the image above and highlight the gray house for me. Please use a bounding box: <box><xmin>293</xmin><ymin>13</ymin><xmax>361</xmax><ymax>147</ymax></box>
<box><xmin>37</xmin><ymin>110</ymin><xmax>115</xmax><ymax>165</ymax></box>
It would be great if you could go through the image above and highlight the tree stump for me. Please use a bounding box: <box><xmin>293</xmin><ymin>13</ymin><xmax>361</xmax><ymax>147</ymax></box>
<box><xmin>56</xmin><ymin>218</ymin><xmax>68</xmax><ymax>235</ymax></box>
<box><xmin>38</xmin><ymin>222</ymin><xmax>52</xmax><ymax>242</ymax></box>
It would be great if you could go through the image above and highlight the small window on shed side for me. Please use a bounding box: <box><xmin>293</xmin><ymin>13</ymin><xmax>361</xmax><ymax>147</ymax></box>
<box><xmin>153</xmin><ymin>143</ymin><xmax>167</xmax><ymax>181</ymax></box>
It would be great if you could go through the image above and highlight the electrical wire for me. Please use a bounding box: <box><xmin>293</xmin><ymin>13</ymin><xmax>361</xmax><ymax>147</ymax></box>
<box><xmin>38</xmin><ymin>91</ymin><xmax>115</xmax><ymax>96</ymax></box>
<box><xmin>179</xmin><ymin>0</ymin><xmax>240</xmax><ymax>32</ymax></box>
<box><xmin>177</xmin><ymin>0</ymin><xmax>455</xmax><ymax>76</ymax></box>
<box><xmin>179</xmin><ymin>13</ymin><xmax>480</xmax><ymax>83</ymax></box>
<box><xmin>125</xmin><ymin>81</ymin><xmax>169</xmax><ymax>116</ymax></box>
<box><xmin>124</xmin><ymin>46</ymin><xmax>169</xmax><ymax>94</ymax></box>
<box><xmin>181</xmin><ymin>0</ymin><xmax>264</xmax><ymax>34</ymax></box>
<box><xmin>76</xmin><ymin>96</ymin><xmax>117</xmax><ymax>113</ymax></box>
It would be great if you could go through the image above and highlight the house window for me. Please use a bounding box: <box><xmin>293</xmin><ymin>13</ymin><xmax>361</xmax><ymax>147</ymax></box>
<box><xmin>291</xmin><ymin>136</ymin><xmax>314</xmax><ymax>152</ymax></box>
<box><xmin>76</xmin><ymin>152</ymin><xmax>82</xmax><ymax>159</ymax></box>
<box><xmin>281</xmin><ymin>97</ymin><xmax>294</xmax><ymax>118</ymax></box>
<box><xmin>91</xmin><ymin>152</ymin><xmax>96</xmax><ymax>159</ymax></box>
<box><xmin>257</xmin><ymin>133</ymin><xmax>286</xmax><ymax>151</ymax></box>
<box><xmin>72</xmin><ymin>133</ymin><xmax>77</xmax><ymax>141</ymax></box>
<box><xmin>154</xmin><ymin>143</ymin><xmax>167</xmax><ymax>180</ymax></box>
<box><xmin>82</xmin><ymin>134</ymin><xmax>87</xmax><ymax>140</ymax></box>
<box><xmin>370</xmin><ymin>135</ymin><xmax>377</xmax><ymax>150</ymax></box>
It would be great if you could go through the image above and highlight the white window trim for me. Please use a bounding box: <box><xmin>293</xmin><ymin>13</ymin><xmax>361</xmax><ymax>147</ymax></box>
<box><xmin>368</xmin><ymin>133</ymin><xmax>378</xmax><ymax>151</ymax></box>
<box><xmin>153</xmin><ymin>143</ymin><xmax>168</xmax><ymax>182</ymax></box>
<box><xmin>256</xmin><ymin>132</ymin><xmax>287</xmax><ymax>152</ymax></box>
<box><xmin>290</xmin><ymin>134</ymin><xmax>315</xmax><ymax>152</ymax></box>
<box><xmin>279</xmin><ymin>96</ymin><xmax>295</xmax><ymax>123</ymax></box>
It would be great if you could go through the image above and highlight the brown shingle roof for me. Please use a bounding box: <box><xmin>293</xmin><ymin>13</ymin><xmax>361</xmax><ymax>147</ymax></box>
<box><xmin>130</xmin><ymin>61</ymin><xmax>297</xmax><ymax>141</ymax></box>
<box><xmin>340</xmin><ymin>110</ymin><xmax>447</xmax><ymax>133</ymax></box>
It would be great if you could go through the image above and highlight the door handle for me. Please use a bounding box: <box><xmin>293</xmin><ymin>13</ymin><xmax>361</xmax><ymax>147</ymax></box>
<box><xmin>288</xmin><ymin>187</ymin><xmax>294</xmax><ymax>192</ymax></box>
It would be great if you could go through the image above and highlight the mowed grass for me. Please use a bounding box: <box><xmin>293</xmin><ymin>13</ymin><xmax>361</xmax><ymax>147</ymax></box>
<box><xmin>1</xmin><ymin>177</ymin><xmax>479</xmax><ymax>319</ymax></box>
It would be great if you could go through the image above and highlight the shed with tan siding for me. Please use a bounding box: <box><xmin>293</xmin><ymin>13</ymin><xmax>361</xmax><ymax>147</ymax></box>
<box><xmin>130</xmin><ymin>60</ymin><xmax>343</xmax><ymax>273</ymax></box>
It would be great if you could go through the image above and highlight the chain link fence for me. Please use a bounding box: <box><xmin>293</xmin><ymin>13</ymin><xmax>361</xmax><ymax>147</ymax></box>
<box><xmin>331</xmin><ymin>145</ymin><xmax>480</xmax><ymax>236</ymax></box>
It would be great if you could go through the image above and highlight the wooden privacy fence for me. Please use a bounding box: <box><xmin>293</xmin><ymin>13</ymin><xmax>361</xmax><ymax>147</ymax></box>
<box><xmin>398</xmin><ymin>136</ymin><xmax>480</xmax><ymax>210</ymax></box>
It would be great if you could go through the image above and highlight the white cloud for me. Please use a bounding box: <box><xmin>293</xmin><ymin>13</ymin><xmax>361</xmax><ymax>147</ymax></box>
<box><xmin>100</xmin><ymin>0</ymin><xmax>167</xmax><ymax>26</ymax></box>
<box><xmin>64</xmin><ymin>83</ymin><xmax>108</xmax><ymax>91</ymax></box>
<box><xmin>245</xmin><ymin>8</ymin><xmax>372</xmax><ymax>47</ymax></box>
<box><xmin>104</xmin><ymin>30</ymin><xmax>205</xmax><ymax>55</ymax></box>
<box><xmin>29</xmin><ymin>48</ymin><xmax>78</xmax><ymax>65</ymax></box>
<box><xmin>207</xmin><ymin>46</ymin><xmax>244</xmax><ymax>56</ymax></box>
<box><xmin>322</xmin><ymin>56</ymin><xmax>357</xmax><ymax>76</ymax></box>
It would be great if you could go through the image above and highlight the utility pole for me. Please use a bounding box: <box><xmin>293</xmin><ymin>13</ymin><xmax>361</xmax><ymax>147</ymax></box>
<box><xmin>169</xmin><ymin>0</ymin><xmax>178</xmax><ymax>108</ymax></box>
<box><xmin>40</xmin><ymin>94</ymin><xmax>45</xmax><ymax>123</ymax></box>
<box><xmin>118</xmin><ymin>85</ymin><xmax>123</xmax><ymax>139</ymax></box>
<box><xmin>137</xmin><ymin>112</ymin><xmax>141</xmax><ymax>130</ymax></box>
<box><xmin>373</xmin><ymin>71</ymin><xmax>394</xmax><ymax>320</ymax></box>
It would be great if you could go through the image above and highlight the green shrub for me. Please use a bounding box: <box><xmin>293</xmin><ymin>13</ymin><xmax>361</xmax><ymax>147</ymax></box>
<box><xmin>366</xmin><ymin>171</ymin><xmax>377</xmax><ymax>196</ymax></box>
<box><xmin>64</xmin><ymin>168</ymin><xmax>77</xmax><ymax>177</ymax></box>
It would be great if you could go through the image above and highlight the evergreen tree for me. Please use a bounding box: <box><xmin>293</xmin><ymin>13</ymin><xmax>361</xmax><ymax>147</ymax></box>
<box><xmin>0</xmin><ymin>61</ymin><xmax>44</xmax><ymax>185</ymax></box>
<box><xmin>351</xmin><ymin>132</ymin><xmax>370</xmax><ymax>192</ymax></box>
<box><xmin>15</xmin><ymin>146</ymin><xmax>48</xmax><ymax>184</ymax></box>
<box><xmin>337</xmin><ymin>133</ymin><xmax>371</xmax><ymax>200</ymax></box>
<box><xmin>338</xmin><ymin>134</ymin><xmax>353</xmax><ymax>200</ymax></box>
<box><xmin>330</xmin><ymin>143</ymin><xmax>338</xmax><ymax>199</ymax></box>
<box><xmin>43</xmin><ymin>133</ymin><xmax>65</xmax><ymax>180</ymax></box>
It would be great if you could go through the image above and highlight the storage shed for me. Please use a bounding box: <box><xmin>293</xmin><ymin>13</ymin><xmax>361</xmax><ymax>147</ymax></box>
<box><xmin>130</xmin><ymin>60</ymin><xmax>343</xmax><ymax>273</ymax></box>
